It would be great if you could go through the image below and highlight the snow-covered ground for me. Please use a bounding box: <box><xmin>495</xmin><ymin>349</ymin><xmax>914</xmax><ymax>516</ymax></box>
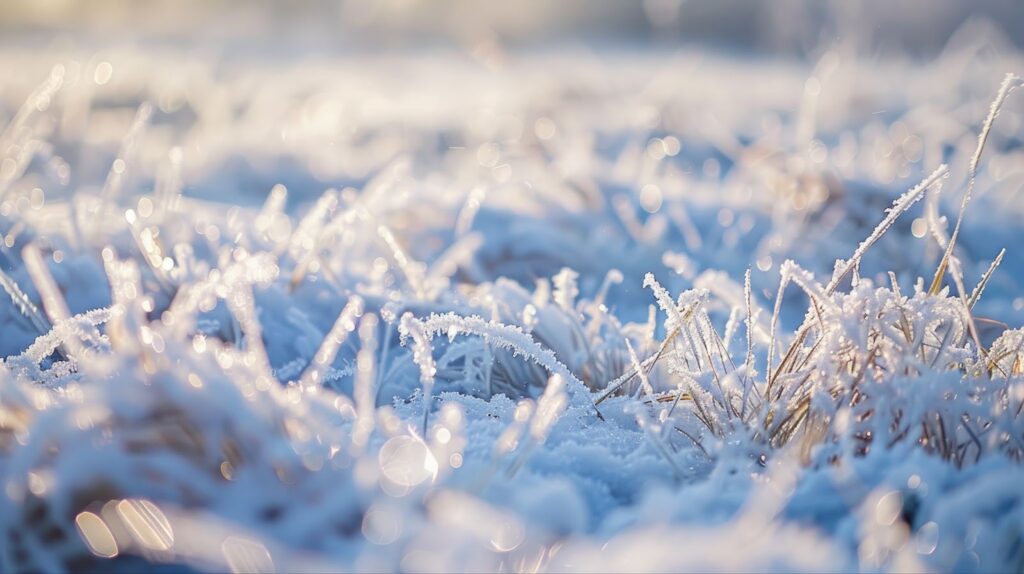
<box><xmin>2</xmin><ymin>13</ymin><xmax>1024</xmax><ymax>573</ymax></box>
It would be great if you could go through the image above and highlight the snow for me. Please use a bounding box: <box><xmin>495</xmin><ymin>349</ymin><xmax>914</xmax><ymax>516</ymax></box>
<box><xmin>2</xmin><ymin>13</ymin><xmax>1024</xmax><ymax>573</ymax></box>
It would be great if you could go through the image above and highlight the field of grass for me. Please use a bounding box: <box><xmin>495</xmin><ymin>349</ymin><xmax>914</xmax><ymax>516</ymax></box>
<box><xmin>2</xmin><ymin>17</ymin><xmax>1024</xmax><ymax>572</ymax></box>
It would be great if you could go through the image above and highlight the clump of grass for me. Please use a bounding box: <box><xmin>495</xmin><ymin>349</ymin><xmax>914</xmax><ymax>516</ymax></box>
<box><xmin>621</xmin><ymin>76</ymin><xmax>1024</xmax><ymax>468</ymax></box>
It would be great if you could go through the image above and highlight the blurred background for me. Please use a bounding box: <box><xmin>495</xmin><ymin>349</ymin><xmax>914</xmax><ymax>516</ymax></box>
<box><xmin>2</xmin><ymin>0</ymin><xmax>1023</xmax><ymax>57</ymax></box>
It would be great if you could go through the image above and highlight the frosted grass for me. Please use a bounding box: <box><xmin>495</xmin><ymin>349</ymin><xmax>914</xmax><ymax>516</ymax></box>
<box><xmin>0</xmin><ymin>41</ymin><xmax>1023</xmax><ymax>573</ymax></box>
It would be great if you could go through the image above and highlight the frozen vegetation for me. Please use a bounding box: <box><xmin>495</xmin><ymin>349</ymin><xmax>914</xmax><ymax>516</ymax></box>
<box><xmin>3</xmin><ymin>28</ymin><xmax>1024</xmax><ymax>573</ymax></box>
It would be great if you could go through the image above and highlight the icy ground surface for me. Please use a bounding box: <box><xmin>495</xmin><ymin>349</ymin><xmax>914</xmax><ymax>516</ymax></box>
<box><xmin>2</xmin><ymin>39</ymin><xmax>1024</xmax><ymax>572</ymax></box>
